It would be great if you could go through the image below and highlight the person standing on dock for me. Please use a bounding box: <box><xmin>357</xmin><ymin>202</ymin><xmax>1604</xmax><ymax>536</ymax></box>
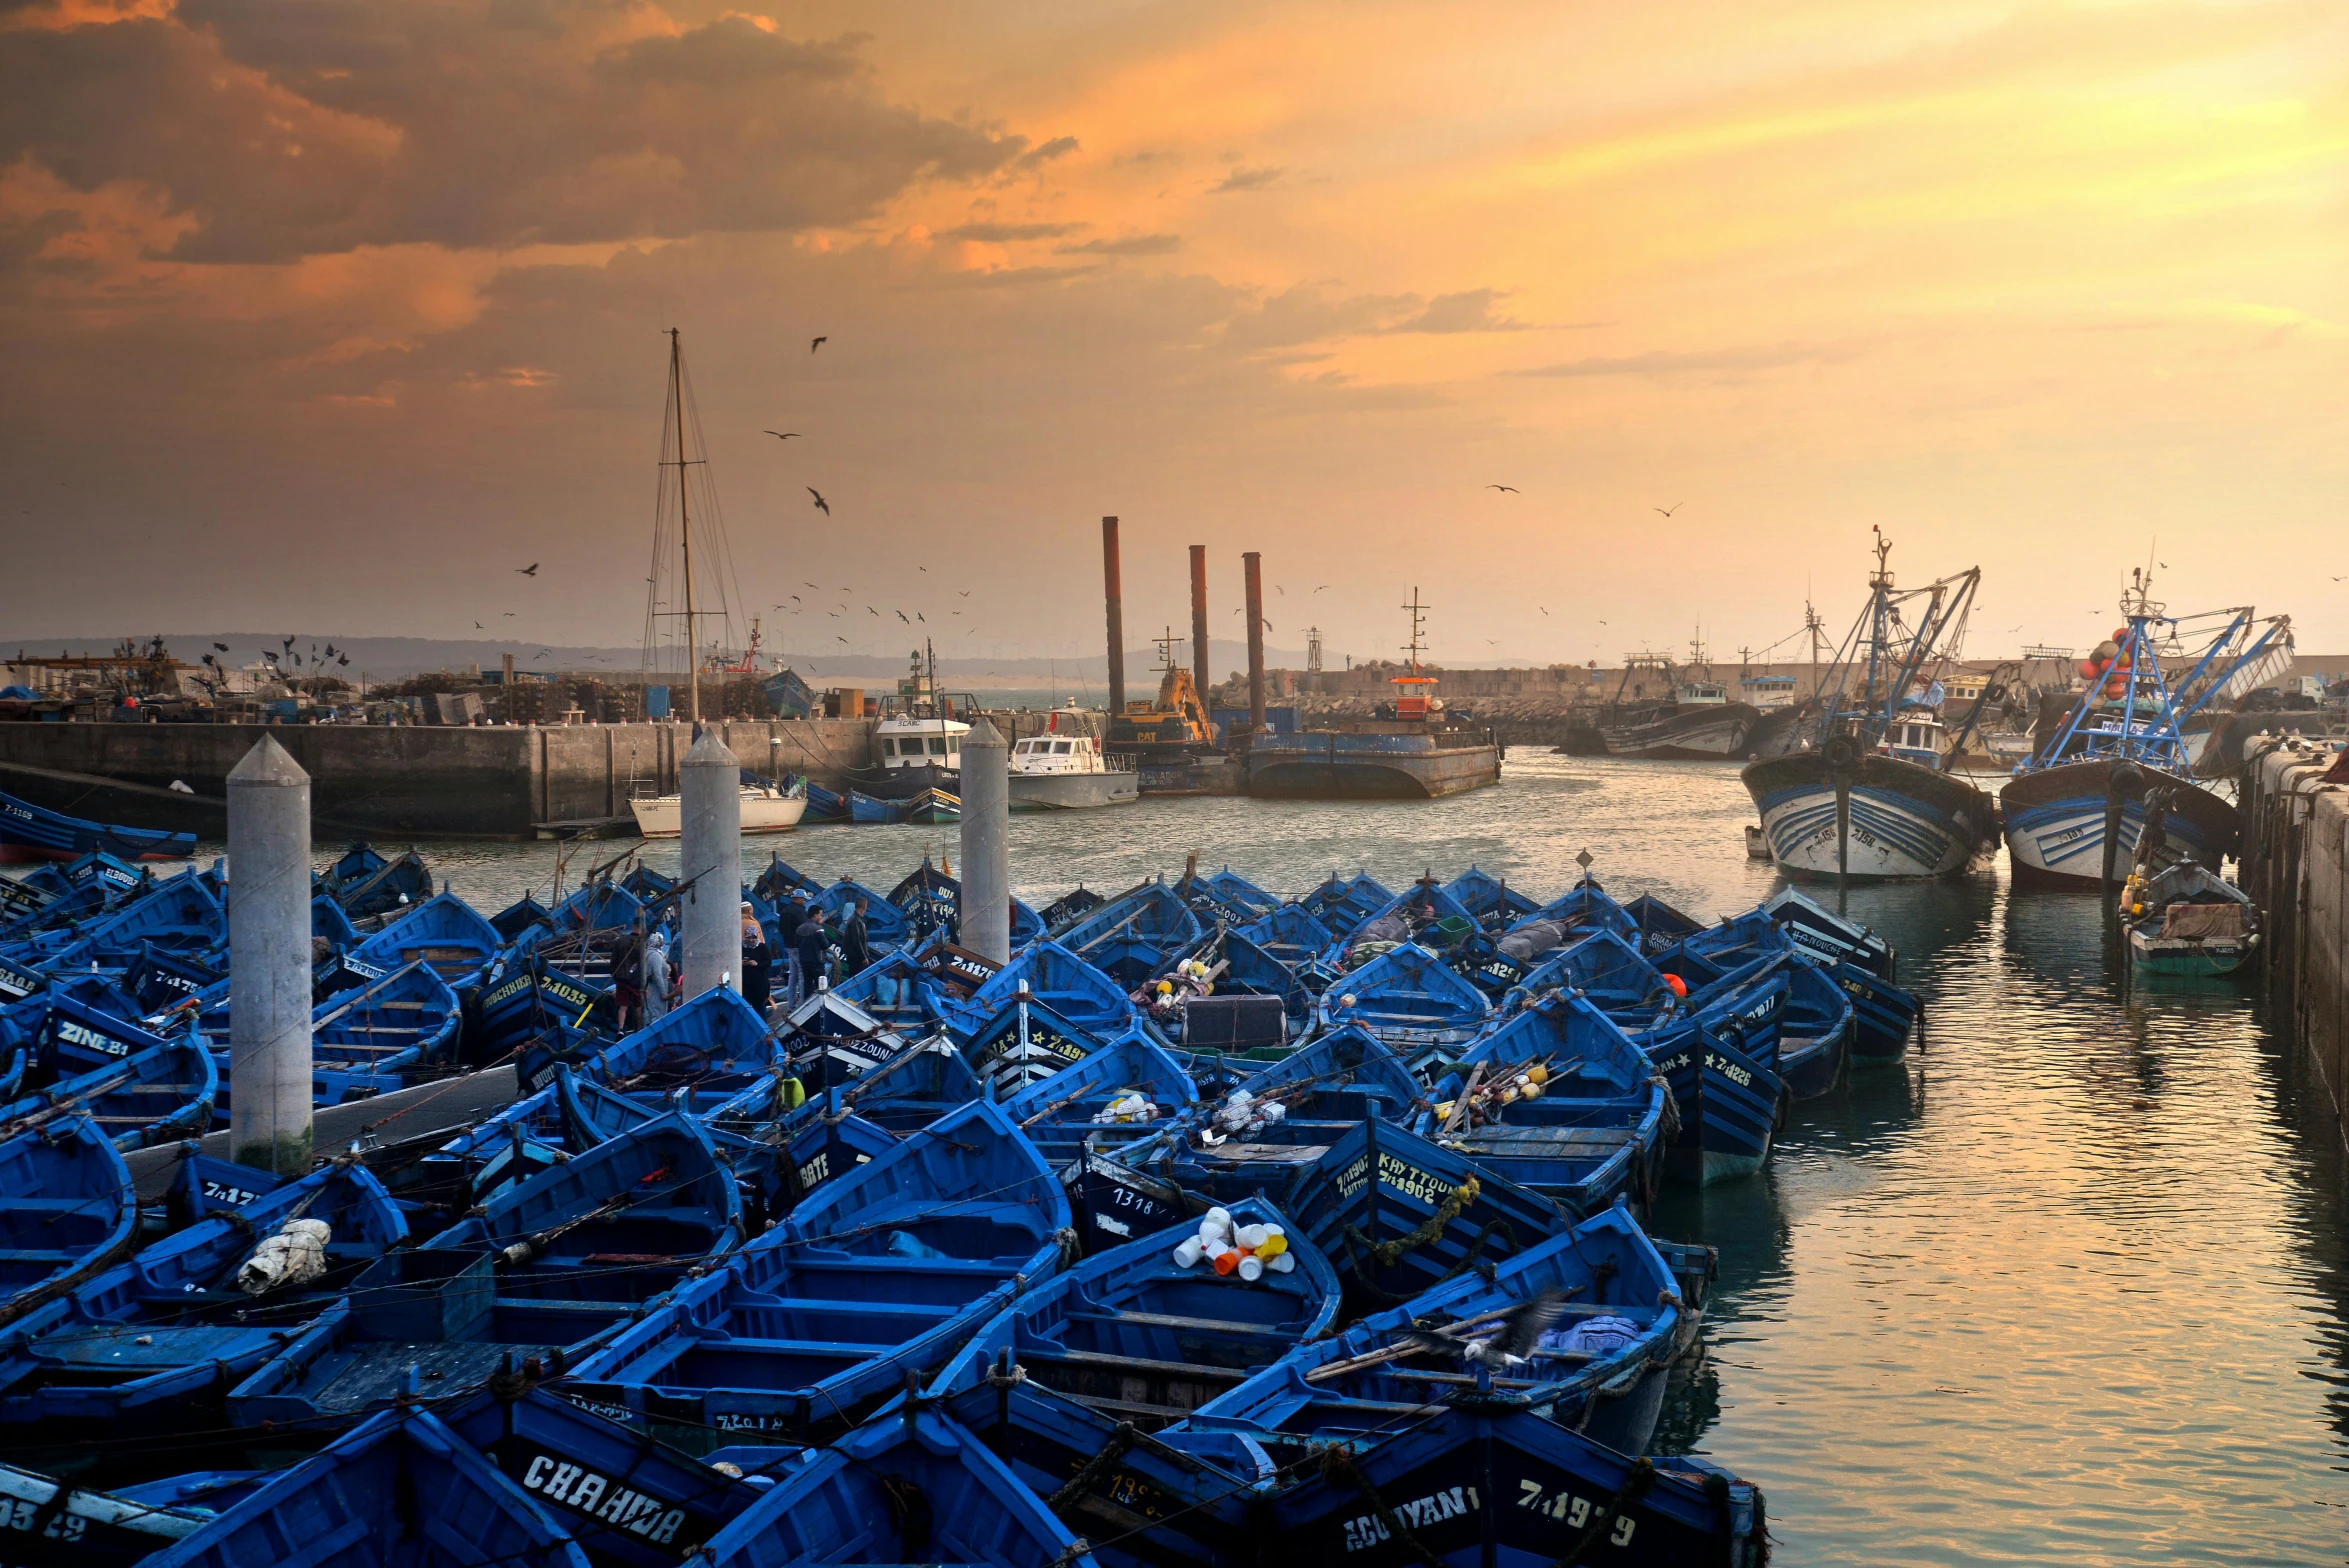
<box><xmin>741</xmin><ymin>902</ymin><xmax>772</xmax><ymax>1017</ymax></box>
<box><xmin>840</xmin><ymin>897</ymin><xmax>872</xmax><ymax>979</ymax></box>
<box><xmin>641</xmin><ymin>924</ymin><xmax>673</xmax><ymax>1023</ymax></box>
<box><xmin>794</xmin><ymin>905</ymin><xmax>831</xmax><ymax>996</ymax></box>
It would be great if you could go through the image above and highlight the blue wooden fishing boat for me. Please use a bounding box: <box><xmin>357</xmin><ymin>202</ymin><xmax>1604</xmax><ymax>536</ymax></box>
<box><xmin>434</xmin><ymin>1380</ymin><xmax>764</xmax><ymax>1566</ymax></box>
<box><xmin>1253</xmin><ymin>1401</ymin><xmax>1765</xmax><ymax>1567</ymax></box>
<box><xmin>921</xmin><ymin>1364</ymin><xmax>1260</xmax><ymax>1568</ymax></box>
<box><xmin>3</xmin><ymin>990</ymin><xmax>180</xmax><ymax>1092</ymax></box>
<box><xmin>780</xmin><ymin>1036</ymin><xmax>980</xmax><ymax>1134</ymax></box>
<box><xmin>1505</xmin><ymin>929</ymin><xmax>1676</xmax><ymax>1025</ymax></box>
<box><xmin>0</xmin><ymin>1116</ymin><xmax>137</xmax><ymax>1328</ymax></box>
<box><xmin>1643</xmin><ymin>1016</ymin><xmax>1784</xmax><ymax>1183</ymax></box>
<box><xmin>1157</xmin><ymin>1025</ymin><xmax>1427</xmax><ymax>1199</ymax></box>
<box><xmin>846</xmin><ymin>789</ymin><xmax>905</xmax><ymax>825</ymax></box>
<box><xmin>409</xmin><ymin>1084</ymin><xmax>567</xmax><ymax>1208</ymax></box>
<box><xmin>489</xmin><ymin>891</ymin><xmax>554</xmax><ymax>941</ymax></box>
<box><xmin>1623</xmin><ymin>891</ymin><xmax>1704</xmax><ymax>954</ymax></box>
<box><xmin>961</xmin><ymin>942</ymin><xmax>1136</xmax><ymax>1040</ymax></box>
<box><xmin>1187</xmin><ymin>865</ymin><xmax>1281</xmax><ymax>920</ymax></box>
<box><xmin>0</xmin><ymin>1159</ymin><xmax>407</xmax><ymax>1438</ymax></box>
<box><xmin>0</xmin><ymin>1460</ymin><xmax>217</xmax><ymax>1567</ymax></box>
<box><xmin>430</xmin><ymin>1109</ymin><xmax>744</xmax><ymax>1300</ymax></box>
<box><xmin>1318</xmin><ymin>943</ymin><xmax>1491</xmax><ymax>1068</ymax></box>
<box><xmin>0</xmin><ymin>1030</ymin><xmax>216</xmax><ymax>1151</ymax></box>
<box><xmin>319</xmin><ymin>843</ymin><xmax>435</xmax><ymax>921</ymax></box>
<box><xmin>342</xmin><ymin>889</ymin><xmax>501</xmax><ymax>990</ymax></box>
<box><xmin>827</xmin><ymin>950</ymin><xmax>956</xmax><ymax>1038</ymax></box>
<box><xmin>1761</xmin><ymin>885</ymin><xmax>1895</xmax><ymax>977</ymax></box>
<box><xmin>585</xmin><ymin>987</ymin><xmax>785</xmax><ymax>1111</ymax></box>
<box><xmin>310</xmin><ymin>895</ymin><xmax>360</xmax><ymax>950</ymax></box>
<box><xmin>230</xmin><ymin>1113</ymin><xmax>741</xmax><ymax>1429</ymax></box>
<box><xmin>782</xmin><ymin>988</ymin><xmax>915</xmax><ymax>1093</ymax></box>
<box><xmin>960</xmin><ymin>991</ymin><xmax>1107</xmax><ymax>1095</ymax></box>
<box><xmin>797</xmin><ymin>781</ymin><xmax>848</xmax><ymax>823</ymax></box>
<box><xmin>565</xmin><ymin>1099</ymin><xmax>1069</xmax><ymax>1446</ymax></box>
<box><xmin>931</xmin><ymin>1196</ymin><xmax>1339</xmax><ymax>1427</ymax></box>
<box><xmin>811</xmin><ymin>877</ymin><xmax>911</xmax><ymax>954</ymax></box>
<box><xmin>30</xmin><ymin>871</ymin><xmax>225</xmax><ymax>971</ymax></box>
<box><xmin>308</xmin><ymin>961</ymin><xmax>464</xmax><ymax>1101</ymax></box>
<box><xmin>1185</xmin><ymin>1203</ymin><xmax>1698</xmax><ymax>1456</ymax></box>
<box><xmin>1284</xmin><ymin>1117</ymin><xmax>1569</xmax><ymax>1318</ymax></box>
<box><xmin>141</xmin><ymin>1405</ymin><xmax>593</xmax><ymax>1568</ymax></box>
<box><xmin>999</xmin><ymin>1026</ymin><xmax>1199</xmax><ymax>1204</ymax></box>
<box><xmin>1299</xmin><ymin>870</ymin><xmax>1396</xmax><ymax>933</ymax></box>
<box><xmin>551</xmin><ymin>1068</ymin><xmax>796</xmax><ymax>1232</ymax></box>
<box><xmin>1441</xmin><ymin>865</ymin><xmax>1539</xmax><ymax>931</ymax></box>
<box><xmin>0</xmin><ymin>790</ymin><xmax>194</xmax><ymax>865</ymax></box>
<box><xmin>693</xmin><ymin>1403</ymin><xmax>1102</xmax><ymax>1568</ymax></box>
<box><xmin>1039</xmin><ymin>884</ymin><xmax>1108</xmax><ymax>933</ymax></box>
<box><xmin>474</xmin><ymin>947</ymin><xmax>608</xmax><ymax>1064</ymax></box>
<box><xmin>1233</xmin><ymin>902</ymin><xmax>1334</xmax><ymax>970</ymax></box>
<box><xmin>1058</xmin><ymin>882</ymin><xmax>1208</xmax><ymax>987</ymax></box>
<box><xmin>1205</xmin><ymin>924</ymin><xmax>1314</xmax><ymax>1036</ymax></box>
<box><xmin>1423</xmin><ymin>993</ymin><xmax>1669</xmax><ymax>1216</ymax></box>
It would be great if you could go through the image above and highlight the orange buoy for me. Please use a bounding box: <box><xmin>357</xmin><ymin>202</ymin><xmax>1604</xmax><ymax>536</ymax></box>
<box><xmin>1663</xmin><ymin>973</ymin><xmax>1688</xmax><ymax>998</ymax></box>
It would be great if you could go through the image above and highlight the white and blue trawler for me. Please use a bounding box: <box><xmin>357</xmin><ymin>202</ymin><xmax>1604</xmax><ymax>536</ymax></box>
<box><xmin>2001</xmin><ymin>570</ymin><xmax>2289</xmax><ymax>884</ymax></box>
<box><xmin>1742</xmin><ymin>531</ymin><xmax>1999</xmax><ymax>879</ymax></box>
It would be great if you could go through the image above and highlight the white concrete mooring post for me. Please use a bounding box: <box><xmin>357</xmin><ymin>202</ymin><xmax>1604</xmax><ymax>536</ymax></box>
<box><xmin>960</xmin><ymin>716</ymin><xmax>1011</xmax><ymax>963</ymax></box>
<box><xmin>228</xmin><ymin>735</ymin><xmax>314</xmax><ymax>1175</ymax></box>
<box><xmin>680</xmin><ymin>727</ymin><xmax>743</xmax><ymax>999</ymax></box>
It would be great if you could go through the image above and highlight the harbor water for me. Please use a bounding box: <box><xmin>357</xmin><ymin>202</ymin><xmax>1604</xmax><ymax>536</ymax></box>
<box><xmin>172</xmin><ymin>752</ymin><xmax>2349</xmax><ymax>1562</ymax></box>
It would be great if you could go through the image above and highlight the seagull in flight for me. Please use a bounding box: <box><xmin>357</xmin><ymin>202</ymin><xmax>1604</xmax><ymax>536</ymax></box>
<box><xmin>1394</xmin><ymin>1290</ymin><xmax>1575</xmax><ymax>1372</ymax></box>
<box><xmin>1539</xmin><ymin>607</ymin><xmax>1549</xmax><ymax>616</ymax></box>
<box><xmin>1653</xmin><ymin>503</ymin><xmax>1683</xmax><ymax>518</ymax></box>
<box><xmin>474</xmin><ymin>622</ymin><xmax>484</xmax><ymax>630</ymax></box>
<box><xmin>958</xmin><ymin>590</ymin><xmax>971</xmax><ymax>597</ymax></box>
<box><xmin>896</xmin><ymin>610</ymin><xmax>909</xmax><ymax>623</ymax></box>
<box><xmin>810</xmin><ymin>336</ymin><xmax>827</xmax><ymax>354</ymax></box>
<box><xmin>516</xmin><ymin>563</ymin><xmax>539</xmax><ymax>576</ymax></box>
<box><xmin>764</xmin><ymin>431</ymin><xmax>800</xmax><ymax>441</ymax></box>
<box><xmin>1486</xmin><ymin>485</ymin><xmax>1518</xmax><ymax>493</ymax></box>
<box><xmin>808</xmin><ymin>488</ymin><xmax>830</xmax><ymax>516</ymax></box>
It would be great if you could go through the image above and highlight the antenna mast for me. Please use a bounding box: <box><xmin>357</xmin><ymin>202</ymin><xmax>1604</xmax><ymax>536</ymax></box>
<box><xmin>1401</xmin><ymin>588</ymin><xmax>1429</xmax><ymax>676</ymax></box>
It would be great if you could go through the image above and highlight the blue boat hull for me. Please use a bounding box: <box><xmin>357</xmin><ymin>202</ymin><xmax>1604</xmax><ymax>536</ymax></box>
<box><xmin>1744</xmin><ymin>752</ymin><xmax>1996</xmax><ymax>879</ymax></box>
<box><xmin>0</xmin><ymin>791</ymin><xmax>194</xmax><ymax>864</ymax></box>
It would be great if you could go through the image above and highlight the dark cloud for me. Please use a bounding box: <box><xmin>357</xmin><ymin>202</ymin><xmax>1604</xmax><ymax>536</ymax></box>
<box><xmin>1381</xmin><ymin>288</ymin><xmax>1527</xmax><ymax>334</ymax></box>
<box><xmin>1508</xmin><ymin>342</ymin><xmax>1862</xmax><ymax>377</ymax></box>
<box><xmin>936</xmin><ymin>221</ymin><xmax>1083</xmax><ymax>242</ymax></box>
<box><xmin>1220</xmin><ymin>284</ymin><xmax>1416</xmax><ymax>351</ymax></box>
<box><xmin>1015</xmin><ymin>135</ymin><xmax>1080</xmax><ymax>167</ymax></box>
<box><xmin>0</xmin><ymin>5</ymin><xmax>1029</xmax><ymax>263</ymax></box>
<box><xmin>1057</xmin><ymin>233</ymin><xmax>1181</xmax><ymax>256</ymax></box>
<box><xmin>1208</xmin><ymin>165</ymin><xmax>1284</xmax><ymax>194</ymax></box>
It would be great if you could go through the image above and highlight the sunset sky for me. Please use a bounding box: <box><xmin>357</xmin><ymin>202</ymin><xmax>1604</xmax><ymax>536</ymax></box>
<box><xmin>2</xmin><ymin>0</ymin><xmax>2343</xmax><ymax>672</ymax></box>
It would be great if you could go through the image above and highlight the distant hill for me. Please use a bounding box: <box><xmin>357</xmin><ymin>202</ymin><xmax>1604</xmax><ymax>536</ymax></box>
<box><xmin>1</xmin><ymin>632</ymin><xmax>1308</xmax><ymax>687</ymax></box>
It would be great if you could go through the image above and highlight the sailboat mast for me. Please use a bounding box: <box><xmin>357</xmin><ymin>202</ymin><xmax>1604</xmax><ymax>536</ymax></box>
<box><xmin>671</xmin><ymin>328</ymin><xmax>700</xmax><ymax>726</ymax></box>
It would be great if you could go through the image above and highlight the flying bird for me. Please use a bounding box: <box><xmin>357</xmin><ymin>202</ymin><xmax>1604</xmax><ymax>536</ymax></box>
<box><xmin>1275</xmin><ymin>584</ymin><xmax>1285</xmax><ymax>595</ymax></box>
<box><xmin>917</xmin><ymin>612</ymin><xmax>925</xmax><ymax>623</ymax></box>
<box><xmin>1653</xmin><ymin>503</ymin><xmax>1683</xmax><ymax>518</ymax></box>
<box><xmin>337</xmin><ymin>655</ymin><xmax>349</xmax><ymax>666</ymax></box>
<box><xmin>474</xmin><ymin>622</ymin><xmax>484</xmax><ymax>630</ymax></box>
<box><xmin>281</xmin><ymin>636</ymin><xmax>295</xmax><ymax>650</ymax></box>
<box><xmin>808</xmin><ymin>488</ymin><xmax>830</xmax><ymax>515</ymax></box>
<box><xmin>867</xmin><ymin>606</ymin><xmax>879</xmax><ymax>617</ymax></box>
<box><xmin>896</xmin><ymin>610</ymin><xmax>909</xmax><ymax>623</ymax></box>
<box><xmin>1314</xmin><ymin>585</ymin><xmax>1329</xmax><ymax>593</ymax></box>
<box><xmin>763</xmin><ymin>431</ymin><xmax>800</xmax><ymax>441</ymax></box>
<box><xmin>1539</xmin><ymin>607</ymin><xmax>1549</xmax><ymax>616</ymax></box>
<box><xmin>836</xmin><ymin>636</ymin><xmax>849</xmax><ymax>644</ymax></box>
<box><xmin>804</xmin><ymin>582</ymin><xmax>819</xmax><ymax>589</ymax></box>
<box><xmin>1393</xmin><ymin>1290</ymin><xmax>1575</xmax><ymax>1373</ymax></box>
<box><xmin>213</xmin><ymin>642</ymin><xmax>229</xmax><ymax>652</ymax></box>
<box><xmin>516</xmin><ymin>563</ymin><xmax>539</xmax><ymax>576</ymax></box>
<box><xmin>958</xmin><ymin>590</ymin><xmax>971</xmax><ymax>598</ymax></box>
<box><xmin>810</xmin><ymin>337</ymin><xmax>827</xmax><ymax>354</ymax></box>
<box><xmin>503</xmin><ymin>612</ymin><xmax>516</xmax><ymax>617</ymax></box>
<box><xmin>1486</xmin><ymin>485</ymin><xmax>1518</xmax><ymax>493</ymax></box>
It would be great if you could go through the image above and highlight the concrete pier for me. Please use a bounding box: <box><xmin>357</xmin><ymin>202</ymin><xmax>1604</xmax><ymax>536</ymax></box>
<box><xmin>226</xmin><ymin>735</ymin><xmax>313</xmax><ymax>1175</ymax></box>
<box><xmin>2240</xmin><ymin>735</ymin><xmax>2349</xmax><ymax>1155</ymax></box>
<box><xmin>678</xmin><ymin>728</ymin><xmax>742</xmax><ymax>999</ymax></box>
<box><xmin>959</xmin><ymin>716</ymin><xmax>1011</xmax><ymax>962</ymax></box>
<box><xmin>1244</xmin><ymin>551</ymin><xmax>1267</xmax><ymax>738</ymax></box>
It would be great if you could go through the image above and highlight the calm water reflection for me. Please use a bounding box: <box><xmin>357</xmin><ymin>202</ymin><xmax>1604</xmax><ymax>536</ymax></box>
<box><xmin>177</xmin><ymin>752</ymin><xmax>2349</xmax><ymax>1562</ymax></box>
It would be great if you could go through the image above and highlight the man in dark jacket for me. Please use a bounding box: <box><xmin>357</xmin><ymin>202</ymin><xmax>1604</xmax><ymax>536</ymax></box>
<box><xmin>839</xmin><ymin>897</ymin><xmax>872</xmax><ymax>978</ymax></box>
<box><xmin>793</xmin><ymin>907</ymin><xmax>831</xmax><ymax>994</ymax></box>
<box><xmin>740</xmin><ymin>903</ymin><xmax>772</xmax><ymax>1016</ymax></box>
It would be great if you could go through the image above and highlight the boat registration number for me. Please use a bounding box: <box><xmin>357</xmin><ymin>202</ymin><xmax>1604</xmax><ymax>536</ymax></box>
<box><xmin>1706</xmin><ymin>1051</ymin><xmax>1754</xmax><ymax>1090</ymax></box>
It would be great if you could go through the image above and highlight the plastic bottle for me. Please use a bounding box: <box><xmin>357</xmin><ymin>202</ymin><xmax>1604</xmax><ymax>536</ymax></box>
<box><xmin>1255</xmin><ymin>1227</ymin><xmax>1288</xmax><ymax>1258</ymax></box>
<box><xmin>1210</xmin><ymin>1244</ymin><xmax>1240</xmax><ymax>1276</ymax></box>
<box><xmin>1172</xmin><ymin>1235</ymin><xmax>1206</xmax><ymax>1268</ymax></box>
<box><xmin>1266</xmin><ymin>1252</ymin><xmax>1297</xmax><ymax>1274</ymax></box>
<box><xmin>1234</xmin><ymin>1223</ymin><xmax>1269</xmax><ymax>1251</ymax></box>
<box><xmin>1237</xmin><ymin>1254</ymin><xmax>1265</xmax><ymax>1283</ymax></box>
<box><xmin>1201</xmin><ymin>1207</ymin><xmax>1233</xmax><ymax>1242</ymax></box>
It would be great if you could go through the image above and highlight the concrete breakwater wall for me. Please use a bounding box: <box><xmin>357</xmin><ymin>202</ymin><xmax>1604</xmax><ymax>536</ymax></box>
<box><xmin>0</xmin><ymin>719</ymin><xmax>879</xmax><ymax>839</ymax></box>
<box><xmin>2239</xmin><ymin>736</ymin><xmax>2349</xmax><ymax>1155</ymax></box>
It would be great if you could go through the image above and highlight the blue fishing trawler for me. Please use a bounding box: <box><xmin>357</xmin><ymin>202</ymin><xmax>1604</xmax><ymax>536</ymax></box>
<box><xmin>0</xmin><ymin>1117</ymin><xmax>136</xmax><ymax>1328</ymax></box>
<box><xmin>1743</xmin><ymin>532</ymin><xmax>1998</xmax><ymax>879</ymax></box>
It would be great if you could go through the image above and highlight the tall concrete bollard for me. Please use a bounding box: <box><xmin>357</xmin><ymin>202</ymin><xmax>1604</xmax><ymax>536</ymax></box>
<box><xmin>228</xmin><ymin>735</ymin><xmax>314</xmax><ymax>1176</ymax></box>
<box><xmin>960</xmin><ymin>716</ymin><xmax>1011</xmax><ymax>963</ymax></box>
<box><xmin>680</xmin><ymin>727</ymin><xmax>743</xmax><ymax>999</ymax></box>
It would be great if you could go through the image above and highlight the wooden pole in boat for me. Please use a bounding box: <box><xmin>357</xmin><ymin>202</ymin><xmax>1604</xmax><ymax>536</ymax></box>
<box><xmin>1190</xmin><ymin>545</ymin><xmax>1211</xmax><ymax>712</ymax></box>
<box><xmin>669</xmin><ymin>329</ymin><xmax>702</xmax><ymax>727</ymax></box>
<box><xmin>1102</xmin><ymin>518</ymin><xmax>1126</xmax><ymax>719</ymax></box>
<box><xmin>227</xmin><ymin>735</ymin><xmax>314</xmax><ymax>1176</ymax></box>
<box><xmin>2102</xmin><ymin>761</ymin><xmax>2143</xmax><ymax>921</ymax></box>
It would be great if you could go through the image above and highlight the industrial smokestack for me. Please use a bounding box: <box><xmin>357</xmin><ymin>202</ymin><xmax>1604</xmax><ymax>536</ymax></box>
<box><xmin>1243</xmin><ymin>551</ymin><xmax>1267</xmax><ymax>738</ymax></box>
<box><xmin>1102</xmin><ymin>516</ymin><xmax>1125</xmax><ymax>717</ymax></box>
<box><xmin>1189</xmin><ymin>545</ymin><xmax>1210</xmax><ymax>706</ymax></box>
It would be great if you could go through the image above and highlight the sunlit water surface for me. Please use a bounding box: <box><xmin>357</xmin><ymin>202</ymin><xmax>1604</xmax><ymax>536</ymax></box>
<box><xmin>157</xmin><ymin>753</ymin><xmax>2349</xmax><ymax>1562</ymax></box>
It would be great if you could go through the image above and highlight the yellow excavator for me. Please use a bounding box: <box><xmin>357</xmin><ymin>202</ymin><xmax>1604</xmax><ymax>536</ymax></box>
<box><xmin>1107</xmin><ymin>633</ymin><xmax>1220</xmax><ymax>759</ymax></box>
